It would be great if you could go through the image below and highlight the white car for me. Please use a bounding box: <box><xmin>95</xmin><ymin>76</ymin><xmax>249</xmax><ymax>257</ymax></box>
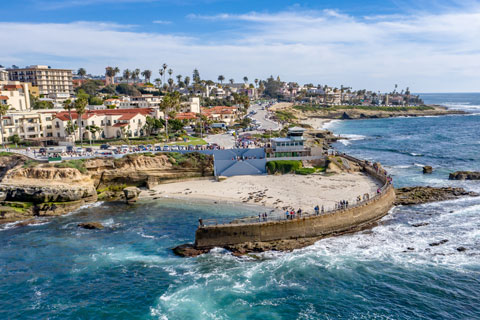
<box><xmin>170</xmin><ymin>145</ymin><xmax>179</xmax><ymax>151</ymax></box>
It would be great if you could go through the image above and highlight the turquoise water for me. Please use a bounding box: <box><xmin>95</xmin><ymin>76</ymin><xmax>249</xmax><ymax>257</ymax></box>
<box><xmin>1</xmin><ymin>94</ymin><xmax>480</xmax><ymax>319</ymax></box>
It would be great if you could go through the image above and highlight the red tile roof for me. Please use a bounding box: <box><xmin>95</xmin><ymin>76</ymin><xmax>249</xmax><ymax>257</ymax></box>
<box><xmin>175</xmin><ymin>112</ymin><xmax>197</xmax><ymax>120</ymax></box>
<box><xmin>113</xmin><ymin>123</ymin><xmax>128</xmax><ymax>127</ymax></box>
<box><xmin>0</xmin><ymin>96</ymin><xmax>8</xmax><ymax>100</ymax></box>
<box><xmin>54</xmin><ymin>108</ymin><xmax>153</xmax><ymax>121</ymax></box>
<box><xmin>3</xmin><ymin>84</ymin><xmax>23</xmax><ymax>90</ymax></box>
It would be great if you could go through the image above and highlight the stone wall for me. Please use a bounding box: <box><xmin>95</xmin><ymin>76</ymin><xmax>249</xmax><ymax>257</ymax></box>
<box><xmin>195</xmin><ymin>155</ymin><xmax>395</xmax><ymax>248</ymax></box>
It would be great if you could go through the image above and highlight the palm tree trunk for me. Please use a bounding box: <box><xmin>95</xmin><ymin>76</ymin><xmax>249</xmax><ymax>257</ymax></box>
<box><xmin>78</xmin><ymin>115</ymin><xmax>83</xmax><ymax>147</ymax></box>
<box><xmin>0</xmin><ymin>115</ymin><xmax>4</xmax><ymax>149</ymax></box>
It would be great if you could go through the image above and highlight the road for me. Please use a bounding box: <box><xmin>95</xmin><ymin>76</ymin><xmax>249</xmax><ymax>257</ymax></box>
<box><xmin>247</xmin><ymin>102</ymin><xmax>281</xmax><ymax>131</ymax></box>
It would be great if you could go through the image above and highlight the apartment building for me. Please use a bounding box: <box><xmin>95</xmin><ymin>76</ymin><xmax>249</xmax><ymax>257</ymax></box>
<box><xmin>0</xmin><ymin>81</ymin><xmax>31</xmax><ymax>111</ymax></box>
<box><xmin>8</xmin><ymin>65</ymin><xmax>74</xmax><ymax>96</ymax></box>
<box><xmin>53</xmin><ymin>108</ymin><xmax>159</xmax><ymax>140</ymax></box>
<box><xmin>119</xmin><ymin>94</ymin><xmax>162</xmax><ymax>109</ymax></box>
<box><xmin>0</xmin><ymin>110</ymin><xmax>57</xmax><ymax>144</ymax></box>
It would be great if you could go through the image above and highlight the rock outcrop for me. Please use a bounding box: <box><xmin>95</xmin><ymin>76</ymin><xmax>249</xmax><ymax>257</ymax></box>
<box><xmin>0</xmin><ymin>152</ymin><xmax>214</xmax><ymax>224</ymax></box>
<box><xmin>78</xmin><ymin>222</ymin><xmax>104</xmax><ymax>230</ymax></box>
<box><xmin>423</xmin><ymin>166</ymin><xmax>433</xmax><ymax>174</ymax></box>
<box><xmin>449</xmin><ymin>171</ymin><xmax>480</xmax><ymax>180</ymax></box>
<box><xmin>123</xmin><ymin>187</ymin><xmax>141</xmax><ymax>204</ymax></box>
<box><xmin>394</xmin><ymin>186</ymin><xmax>478</xmax><ymax>206</ymax></box>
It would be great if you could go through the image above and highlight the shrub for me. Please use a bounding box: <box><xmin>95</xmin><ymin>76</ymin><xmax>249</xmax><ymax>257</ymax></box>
<box><xmin>54</xmin><ymin>159</ymin><xmax>87</xmax><ymax>174</ymax></box>
<box><xmin>295</xmin><ymin>167</ymin><xmax>316</xmax><ymax>175</ymax></box>
<box><xmin>267</xmin><ymin>160</ymin><xmax>302</xmax><ymax>174</ymax></box>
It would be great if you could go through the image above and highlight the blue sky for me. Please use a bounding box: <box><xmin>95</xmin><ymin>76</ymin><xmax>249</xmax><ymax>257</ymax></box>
<box><xmin>1</xmin><ymin>0</ymin><xmax>480</xmax><ymax>92</ymax></box>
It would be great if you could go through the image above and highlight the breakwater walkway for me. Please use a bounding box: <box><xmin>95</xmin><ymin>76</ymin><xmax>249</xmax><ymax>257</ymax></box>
<box><xmin>191</xmin><ymin>154</ymin><xmax>395</xmax><ymax>251</ymax></box>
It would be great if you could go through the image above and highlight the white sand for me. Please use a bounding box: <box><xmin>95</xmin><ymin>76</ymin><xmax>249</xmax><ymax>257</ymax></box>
<box><xmin>300</xmin><ymin>117</ymin><xmax>331</xmax><ymax>130</ymax></box>
<box><xmin>143</xmin><ymin>173</ymin><xmax>380</xmax><ymax>214</ymax></box>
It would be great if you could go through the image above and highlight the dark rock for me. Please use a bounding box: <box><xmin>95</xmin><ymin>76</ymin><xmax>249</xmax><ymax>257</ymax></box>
<box><xmin>423</xmin><ymin>166</ymin><xmax>433</xmax><ymax>174</ymax></box>
<box><xmin>395</xmin><ymin>186</ymin><xmax>478</xmax><ymax>206</ymax></box>
<box><xmin>407</xmin><ymin>247</ymin><xmax>415</xmax><ymax>251</ymax></box>
<box><xmin>412</xmin><ymin>222</ymin><xmax>429</xmax><ymax>227</ymax></box>
<box><xmin>429</xmin><ymin>239</ymin><xmax>449</xmax><ymax>246</ymax></box>
<box><xmin>449</xmin><ymin>171</ymin><xmax>480</xmax><ymax>180</ymax></box>
<box><xmin>457</xmin><ymin>247</ymin><xmax>467</xmax><ymax>252</ymax></box>
<box><xmin>172</xmin><ymin>244</ymin><xmax>210</xmax><ymax>257</ymax></box>
<box><xmin>78</xmin><ymin>222</ymin><xmax>104</xmax><ymax>230</ymax></box>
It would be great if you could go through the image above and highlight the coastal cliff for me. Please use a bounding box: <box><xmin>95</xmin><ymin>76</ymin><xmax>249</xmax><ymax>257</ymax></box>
<box><xmin>0</xmin><ymin>152</ymin><xmax>213</xmax><ymax>223</ymax></box>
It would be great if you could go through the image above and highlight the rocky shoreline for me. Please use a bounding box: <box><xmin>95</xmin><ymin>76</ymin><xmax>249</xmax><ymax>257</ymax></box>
<box><xmin>0</xmin><ymin>152</ymin><xmax>214</xmax><ymax>224</ymax></box>
<box><xmin>394</xmin><ymin>186</ymin><xmax>479</xmax><ymax>206</ymax></box>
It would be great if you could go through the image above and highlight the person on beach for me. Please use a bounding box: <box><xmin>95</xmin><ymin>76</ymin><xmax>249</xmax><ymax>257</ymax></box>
<box><xmin>314</xmin><ymin>205</ymin><xmax>319</xmax><ymax>215</ymax></box>
<box><xmin>297</xmin><ymin>208</ymin><xmax>302</xmax><ymax>218</ymax></box>
<box><xmin>285</xmin><ymin>210</ymin><xmax>289</xmax><ymax>220</ymax></box>
<box><xmin>321</xmin><ymin>205</ymin><xmax>324</xmax><ymax>214</ymax></box>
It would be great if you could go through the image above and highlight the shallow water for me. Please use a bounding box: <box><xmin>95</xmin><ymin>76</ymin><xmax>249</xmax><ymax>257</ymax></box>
<box><xmin>1</xmin><ymin>94</ymin><xmax>480</xmax><ymax>319</ymax></box>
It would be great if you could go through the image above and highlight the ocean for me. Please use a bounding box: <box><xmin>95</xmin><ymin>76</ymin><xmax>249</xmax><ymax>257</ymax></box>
<box><xmin>1</xmin><ymin>93</ymin><xmax>480</xmax><ymax>319</ymax></box>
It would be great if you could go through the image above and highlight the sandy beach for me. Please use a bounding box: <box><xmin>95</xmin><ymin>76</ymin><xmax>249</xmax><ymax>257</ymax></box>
<box><xmin>142</xmin><ymin>173</ymin><xmax>380</xmax><ymax>214</ymax></box>
<box><xmin>299</xmin><ymin>117</ymin><xmax>331</xmax><ymax>130</ymax></box>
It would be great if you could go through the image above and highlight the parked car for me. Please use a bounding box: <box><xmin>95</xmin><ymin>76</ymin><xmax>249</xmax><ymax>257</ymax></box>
<box><xmin>187</xmin><ymin>145</ymin><xmax>195</xmax><ymax>151</ymax></box>
<box><xmin>170</xmin><ymin>145</ymin><xmax>179</xmax><ymax>151</ymax></box>
<box><xmin>155</xmin><ymin>146</ymin><xmax>162</xmax><ymax>151</ymax></box>
<box><xmin>39</xmin><ymin>147</ymin><xmax>46</xmax><ymax>154</ymax></box>
<box><xmin>178</xmin><ymin>145</ymin><xmax>186</xmax><ymax>151</ymax></box>
<box><xmin>100</xmin><ymin>144</ymin><xmax>110</xmax><ymax>150</ymax></box>
<box><xmin>75</xmin><ymin>147</ymin><xmax>84</xmax><ymax>154</ymax></box>
<box><xmin>162</xmin><ymin>145</ymin><xmax>170</xmax><ymax>151</ymax></box>
<box><xmin>120</xmin><ymin>145</ymin><xmax>129</xmax><ymax>153</ymax></box>
<box><xmin>86</xmin><ymin>147</ymin><xmax>93</xmax><ymax>153</ymax></box>
<box><xmin>66</xmin><ymin>146</ymin><xmax>74</xmax><ymax>153</ymax></box>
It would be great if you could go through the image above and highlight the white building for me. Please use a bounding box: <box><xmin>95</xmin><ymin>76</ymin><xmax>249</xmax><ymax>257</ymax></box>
<box><xmin>8</xmin><ymin>65</ymin><xmax>74</xmax><ymax>96</ymax></box>
<box><xmin>0</xmin><ymin>81</ymin><xmax>31</xmax><ymax>111</ymax></box>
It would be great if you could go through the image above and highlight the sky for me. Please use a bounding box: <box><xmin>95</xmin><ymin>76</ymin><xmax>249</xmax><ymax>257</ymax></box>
<box><xmin>1</xmin><ymin>0</ymin><xmax>480</xmax><ymax>92</ymax></box>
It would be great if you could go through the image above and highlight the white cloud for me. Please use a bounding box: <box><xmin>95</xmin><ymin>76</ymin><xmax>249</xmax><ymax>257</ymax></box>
<box><xmin>2</xmin><ymin>7</ymin><xmax>480</xmax><ymax>92</ymax></box>
<box><xmin>152</xmin><ymin>20</ymin><xmax>172</xmax><ymax>25</ymax></box>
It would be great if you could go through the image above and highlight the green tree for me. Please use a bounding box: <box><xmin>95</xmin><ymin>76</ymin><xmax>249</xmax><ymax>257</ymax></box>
<box><xmin>184</xmin><ymin>76</ymin><xmax>191</xmax><ymax>88</ymax></box>
<box><xmin>65</xmin><ymin>120</ymin><xmax>78</xmax><ymax>136</ymax></box>
<box><xmin>74</xmin><ymin>97</ymin><xmax>88</xmax><ymax>147</ymax></box>
<box><xmin>217</xmin><ymin>75</ymin><xmax>225</xmax><ymax>85</ymax></box>
<box><xmin>229</xmin><ymin>78</ymin><xmax>234</xmax><ymax>85</ymax></box>
<box><xmin>77</xmin><ymin>68</ymin><xmax>87</xmax><ymax>79</ymax></box>
<box><xmin>0</xmin><ymin>103</ymin><xmax>9</xmax><ymax>148</ymax></box>
<box><xmin>243</xmin><ymin>76</ymin><xmax>248</xmax><ymax>85</ymax></box>
<box><xmin>8</xmin><ymin>134</ymin><xmax>21</xmax><ymax>147</ymax></box>
<box><xmin>143</xmin><ymin>116</ymin><xmax>165</xmax><ymax>136</ymax></box>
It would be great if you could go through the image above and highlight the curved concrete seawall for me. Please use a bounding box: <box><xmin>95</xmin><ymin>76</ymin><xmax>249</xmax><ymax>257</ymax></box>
<box><xmin>194</xmin><ymin>155</ymin><xmax>396</xmax><ymax>249</ymax></box>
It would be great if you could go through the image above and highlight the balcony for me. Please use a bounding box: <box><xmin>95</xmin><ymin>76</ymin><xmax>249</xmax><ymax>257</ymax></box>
<box><xmin>273</xmin><ymin>145</ymin><xmax>308</xmax><ymax>152</ymax></box>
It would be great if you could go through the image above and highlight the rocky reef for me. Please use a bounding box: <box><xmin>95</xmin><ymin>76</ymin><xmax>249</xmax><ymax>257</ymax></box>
<box><xmin>394</xmin><ymin>186</ymin><xmax>478</xmax><ymax>206</ymax></box>
<box><xmin>449</xmin><ymin>171</ymin><xmax>480</xmax><ymax>180</ymax></box>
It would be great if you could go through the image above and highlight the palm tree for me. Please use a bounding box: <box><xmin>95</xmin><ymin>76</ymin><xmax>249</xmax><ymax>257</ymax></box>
<box><xmin>243</xmin><ymin>76</ymin><xmax>248</xmax><ymax>85</ymax></box>
<box><xmin>162</xmin><ymin>63</ymin><xmax>168</xmax><ymax>84</ymax></box>
<box><xmin>77</xmin><ymin>68</ymin><xmax>87</xmax><ymax>79</ymax></box>
<box><xmin>0</xmin><ymin>103</ymin><xmax>9</xmax><ymax>149</ymax></box>
<box><xmin>62</xmin><ymin>99</ymin><xmax>74</xmax><ymax>132</ymax></box>
<box><xmin>218</xmin><ymin>75</ymin><xmax>225</xmax><ymax>85</ymax></box>
<box><xmin>134</xmin><ymin>69</ymin><xmax>141</xmax><ymax>83</ymax></box>
<box><xmin>141</xmin><ymin>70</ymin><xmax>152</xmax><ymax>83</ymax></box>
<box><xmin>85</xmin><ymin>124</ymin><xmax>102</xmax><ymax>145</ymax></box>
<box><xmin>123</xmin><ymin>69</ymin><xmax>131</xmax><ymax>83</ymax></box>
<box><xmin>168</xmin><ymin>68</ymin><xmax>173</xmax><ymax>79</ymax></box>
<box><xmin>176</xmin><ymin>74</ymin><xmax>182</xmax><ymax>86</ymax></box>
<box><xmin>229</xmin><ymin>78</ymin><xmax>234</xmax><ymax>85</ymax></box>
<box><xmin>74</xmin><ymin>97</ymin><xmax>88</xmax><ymax>147</ymax></box>
<box><xmin>168</xmin><ymin>78</ymin><xmax>174</xmax><ymax>91</ymax></box>
<box><xmin>159</xmin><ymin>91</ymin><xmax>180</xmax><ymax>142</ymax></box>
<box><xmin>159</xmin><ymin>69</ymin><xmax>164</xmax><ymax>87</ymax></box>
<box><xmin>254</xmin><ymin>78</ymin><xmax>259</xmax><ymax>87</ymax></box>
<box><xmin>184</xmin><ymin>76</ymin><xmax>191</xmax><ymax>88</ymax></box>
<box><xmin>154</xmin><ymin>78</ymin><xmax>162</xmax><ymax>88</ymax></box>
